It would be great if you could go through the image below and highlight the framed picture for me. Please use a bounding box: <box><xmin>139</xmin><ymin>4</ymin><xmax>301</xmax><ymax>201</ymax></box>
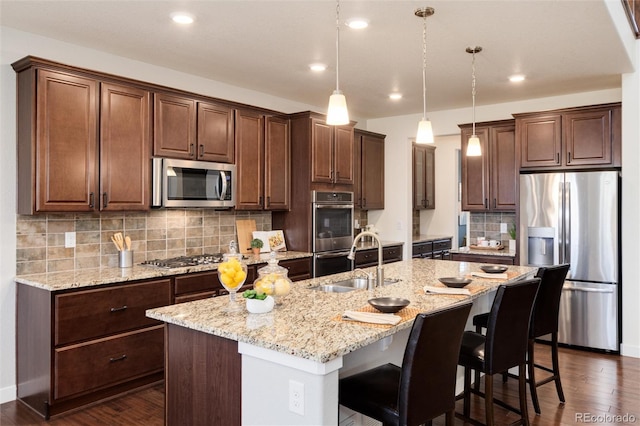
<box><xmin>252</xmin><ymin>230</ymin><xmax>287</xmax><ymax>252</ymax></box>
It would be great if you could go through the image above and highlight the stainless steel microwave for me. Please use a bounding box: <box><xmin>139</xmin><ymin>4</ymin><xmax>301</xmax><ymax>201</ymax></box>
<box><xmin>152</xmin><ymin>158</ymin><xmax>236</xmax><ymax>208</ymax></box>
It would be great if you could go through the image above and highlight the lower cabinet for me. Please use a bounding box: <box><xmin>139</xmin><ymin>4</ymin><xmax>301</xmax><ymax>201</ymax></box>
<box><xmin>450</xmin><ymin>253</ymin><xmax>515</xmax><ymax>265</ymax></box>
<box><xmin>17</xmin><ymin>278</ymin><xmax>171</xmax><ymax>419</ymax></box>
<box><xmin>354</xmin><ymin>244</ymin><xmax>404</xmax><ymax>268</ymax></box>
<box><xmin>412</xmin><ymin>238</ymin><xmax>452</xmax><ymax>259</ymax></box>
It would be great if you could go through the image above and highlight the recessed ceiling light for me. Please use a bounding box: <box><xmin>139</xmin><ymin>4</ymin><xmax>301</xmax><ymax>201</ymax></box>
<box><xmin>346</xmin><ymin>18</ymin><xmax>369</xmax><ymax>29</ymax></box>
<box><xmin>389</xmin><ymin>93</ymin><xmax>403</xmax><ymax>100</ymax></box>
<box><xmin>171</xmin><ymin>12</ymin><xmax>194</xmax><ymax>25</ymax></box>
<box><xmin>509</xmin><ymin>74</ymin><xmax>526</xmax><ymax>82</ymax></box>
<box><xmin>309</xmin><ymin>63</ymin><xmax>327</xmax><ymax>72</ymax></box>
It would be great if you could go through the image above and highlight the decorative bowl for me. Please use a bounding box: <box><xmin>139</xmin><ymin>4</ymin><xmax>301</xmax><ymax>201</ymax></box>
<box><xmin>480</xmin><ymin>265</ymin><xmax>508</xmax><ymax>274</ymax></box>
<box><xmin>368</xmin><ymin>297</ymin><xmax>410</xmax><ymax>313</ymax></box>
<box><xmin>438</xmin><ymin>277</ymin><xmax>472</xmax><ymax>288</ymax></box>
<box><xmin>246</xmin><ymin>296</ymin><xmax>275</xmax><ymax>314</ymax></box>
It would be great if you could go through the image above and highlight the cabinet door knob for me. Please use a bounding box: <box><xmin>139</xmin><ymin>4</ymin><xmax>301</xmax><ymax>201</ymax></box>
<box><xmin>494</xmin><ymin>198</ymin><xmax>497</xmax><ymax>209</ymax></box>
<box><xmin>109</xmin><ymin>354</ymin><xmax>127</xmax><ymax>363</ymax></box>
<box><xmin>567</xmin><ymin>152</ymin><xmax>572</xmax><ymax>163</ymax></box>
<box><xmin>103</xmin><ymin>192</ymin><xmax>108</xmax><ymax>208</ymax></box>
<box><xmin>89</xmin><ymin>192</ymin><xmax>94</xmax><ymax>208</ymax></box>
<box><xmin>557</xmin><ymin>152</ymin><xmax>560</xmax><ymax>163</ymax></box>
<box><xmin>199</xmin><ymin>144</ymin><xmax>204</xmax><ymax>157</ymax></box>
<box><xmin>189</xmin><ymin>143</ymin><xmax>195</xmax><ymax>157</ymax></box>
<box><xmin>484</xmin><ymin>198</ymin><xmax>488</xmax><ymax>208</ymax></box>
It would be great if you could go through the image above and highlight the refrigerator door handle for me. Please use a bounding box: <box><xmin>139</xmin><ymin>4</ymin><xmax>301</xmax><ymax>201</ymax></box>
<box><xmin>558</xmin><ymin>181</ymin><xmax>564</xmax><ymax>263</ymax></box>
<box><xmin>565</xmin><ymin>182</ymin><xmax>571</xmax><ymax>266</ymax></box>
<box><xmin>564</xmin><ymin>286</ymin><xmax>614</xmax><ymax>294</ymax></box>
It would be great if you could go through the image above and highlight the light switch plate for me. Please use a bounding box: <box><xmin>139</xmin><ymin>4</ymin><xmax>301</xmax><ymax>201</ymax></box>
<box><xmin>500</xmin><ymin>223</ymin><xmax>508</xmax><ymax>233</ymax></box>
<box><xmin>65</xmin><ymin>232</ymin><xmax>76</xmax><ymax>248</ymax></box>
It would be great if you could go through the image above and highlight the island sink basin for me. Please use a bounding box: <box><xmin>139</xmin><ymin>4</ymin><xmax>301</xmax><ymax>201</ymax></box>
<box><xmin>309</xmin><ymin>277</ymin><xmax>401</xmax><ymax>293</ymax></box>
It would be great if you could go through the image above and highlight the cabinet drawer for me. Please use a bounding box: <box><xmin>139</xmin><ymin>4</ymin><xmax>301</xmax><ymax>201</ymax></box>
<box><xmin>412</xmin><ymin>242</ymin><xmax>433</xmax><ymax>257</ymax></box>
<box><xmin>279</xmin><ymin>258</ymin><xmax>312</xmax><ymax>280</ymax></box>
<box><xmin>433</xmin><ymin>239</ymin><xmax>452</xmax><ymax>251</ymax></box>
<box><xmin>355</xmin><ymin>249</ymin><xmax>378</xmax><ymax>267</ymax></box>
<box><xmin>174</xmin><ymin>271</ymin><xmax>221</xmax><ymax>297</ymax></box>
<box><xmin>383</xmin><ymin>246</ymin><xmax>403</xmax><ymax>263</ymax></box>
<box><xmin>55</xmin><ymin>279</ymin><xmax>171</xmax><ymax>346</ymax></box>
<box><xmin>54</xmin><ymin>325</ymin><xmax>164</xmax><ymax>400</ymax></box>
<box><xmin>450</xmin><ymin>253</ymin><xmax>515</xmax><ymax>265</ymax></box>
<box><xmin>175</xmin><ymin>291</ymin><xmax>217</xmax><ymax>304</ymax></box>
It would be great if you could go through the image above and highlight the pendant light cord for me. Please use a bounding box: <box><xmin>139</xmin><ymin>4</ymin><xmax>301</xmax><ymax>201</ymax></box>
<box><xmin>471</xmin><ymin>49</ymin><xmax>477</xmax><ymax>135</ymax></box>
<box><xmin>422</xmin><ymin>13</ymin><xmax>427</xmax><ymax>121</ymax></box>
<box><xmin>335</xmin><ymin>0</ymin><xmax>340</xmax><ymax>92</ymax></box>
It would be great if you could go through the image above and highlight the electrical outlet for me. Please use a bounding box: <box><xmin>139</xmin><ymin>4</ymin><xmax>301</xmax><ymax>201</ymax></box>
<box><xmin>500</xmin><ymin>223</ymin><xmax>508</xmax><ymax>233</ymax></box>
<box><xmin>288</xmin><ymin>380</ymin><xmax>305</xmax><ymax>415</ymax></box>
<box><xmin>65</xmin><ymin>232</ymin><xmax>76</xmax><ymax>248</ymax></box>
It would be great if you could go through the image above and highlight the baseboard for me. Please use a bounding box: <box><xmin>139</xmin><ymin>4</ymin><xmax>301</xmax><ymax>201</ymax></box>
<box><xmin>620</xmin><ymin>343</ymin><xmax>640</xmax><ymax>358</ymax></box>
<box><xmin>0</xmin><ymin>384</ymin><xmax>16</xmax><ymax>405</ymax></box>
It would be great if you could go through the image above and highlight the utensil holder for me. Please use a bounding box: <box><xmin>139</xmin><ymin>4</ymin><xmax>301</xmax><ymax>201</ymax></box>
<box><xmin>119</xmin><ymin>250</ymin><xmax>133</xmax><ymax>268</ymax></box>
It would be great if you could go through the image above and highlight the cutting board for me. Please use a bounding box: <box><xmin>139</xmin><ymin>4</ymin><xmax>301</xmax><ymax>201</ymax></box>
<box><xmin>236</xmin><ymin>219</ymin><xmax>256</xmax><ymax>254</ymax></box>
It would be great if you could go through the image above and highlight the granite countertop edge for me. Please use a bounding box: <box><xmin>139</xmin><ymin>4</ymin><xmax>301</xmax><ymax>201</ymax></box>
<box><xmin>15</xmin><ymin>251</ymin><xmax>313</xmax><ymax>291</ymax></box>
<box><xmin>449</xmin><ymin>247</ymin><xmax>517</xmax><ymax>257</ymax></box>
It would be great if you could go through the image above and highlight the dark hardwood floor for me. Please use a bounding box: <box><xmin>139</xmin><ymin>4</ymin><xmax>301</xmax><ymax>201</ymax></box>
<box><xmin>1</xmin><ymin>344</ymin><xmax>638</xmax><ymax>425</ymax></box>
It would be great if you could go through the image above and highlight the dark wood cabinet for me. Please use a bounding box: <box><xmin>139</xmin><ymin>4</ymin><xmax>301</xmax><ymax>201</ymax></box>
<box><xmin>154</xmin><ymin>94</ymin><xmax>235</xmax><ymax>163</ymax></box>
<box><xmin>100</xmin><ymin>83</ymin><xmax>151</xmax><ymax>211</ymax></box>
<box><xmin>354</xmin><ymin>244</ymin><xmax>404</xmax><ymax>268</ymax></box>
<box><xmin>235</xmin><ymin>112</ymin><xmax>290</xmax><ymax>211</ymax></box>
<box><xmin>516</xmin><ymin>103</ymin><xmax>621</xmax><ymax>170</ymax></box>
<box><xmin>17</xmin><ymin>278</ymin><xmax>171</xmax><ymax>418</ymax></box>
<box><xmin>355</xmin><ymin>129</ymin><xmax>385</xmax><ymax>210</ymax></box>
<box><xmin>450</xmin><ymin>252</ymin><xmax>515</xmax><ymax>265</ymax></box>
<box><xmin>13</xmin><ymin>58</ymin><xmax>151</xmax><ymax>214</ymax></box>
<box><xmin>413</xmin><ymin>144</ymin><xmax>436</xmax><ymax>209</ymax></box>
<box><xmin>412</xmin><ymin>238</ymin><xmax>451</xmax><ymax>259</ymax></box>
<box><xmin>460</xmin><ymin>120</ymin><xmax>516</xmax><ymax>212</ymax></box>
<box><xmin>302</xmin><ymin>113</ymin><xmax>354</xmax><ymax>187</ymax></box>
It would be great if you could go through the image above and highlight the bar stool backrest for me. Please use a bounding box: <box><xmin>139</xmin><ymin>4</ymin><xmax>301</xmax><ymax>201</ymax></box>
<box><xmin>531</xmin><ymin>264</ymin><xmax>570</xmax><ymax>338</ymax></box>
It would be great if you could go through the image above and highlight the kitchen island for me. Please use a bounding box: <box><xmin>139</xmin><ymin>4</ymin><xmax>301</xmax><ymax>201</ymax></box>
<box><xmin>147</xmin><ymin>258</ymin><xmax>536</xmax><ymax>426</ymax></box>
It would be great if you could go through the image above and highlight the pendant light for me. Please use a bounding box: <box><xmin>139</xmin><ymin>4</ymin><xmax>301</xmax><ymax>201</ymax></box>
<box><xmin>415</xmin><ymin>7</ymin><xmax>435</xmax><ymax>144</ymax></box>
<box><xmin>466</xmin><ymin>46</ymin><xmax>483</xmax><ymax>156</ymax></box>
<box><xmin>326</xmin><ymin>0</ymin><xmax>349</xmax><ymax>125</ymax></box>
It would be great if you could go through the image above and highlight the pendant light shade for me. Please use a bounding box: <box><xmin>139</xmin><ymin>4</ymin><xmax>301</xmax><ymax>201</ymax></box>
<box><xmin>466</xmin><ymin>46</ymin><xmax>482</xmax><ymax>156</ymax></box>
<box><xmin>326</xmin><ymin>0</ymin><xmax>349</xmax><ymax>125</ymax></box>
<box><xmin>415</xmin><ymin>7</ymin><xmax>435</xmax><ymax>144</ymax></box>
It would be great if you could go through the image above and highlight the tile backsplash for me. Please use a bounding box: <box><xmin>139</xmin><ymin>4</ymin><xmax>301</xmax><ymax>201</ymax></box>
<box><xmin>16</xmin><ymin>210</ymin><xmax>272</xmax><ymax>275</ymax></box>
<box><xmin>469</xmin><ymin>212</ymin><xmax>516</xmax><ymax>245</ymax></box>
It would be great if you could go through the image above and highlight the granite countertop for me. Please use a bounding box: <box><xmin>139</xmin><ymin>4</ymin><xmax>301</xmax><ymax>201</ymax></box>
<box><xmin>449</xmin><ymin>247</ymin><xmax>517</xmax><ymax>258</ymax></box>
<box><xmin>412</xmin><ymin>234</ymin><xmax>453</xmax><ymax>243</ymax></box>
<box><xmin>14</xmin><ymin>251</ymin><xmax>313</xmax><ymax>292</ymax></box>
<box><xmin>147</xmin><ymin>258</ymin><xmax>536</xmax><ymax>363</ymax></box>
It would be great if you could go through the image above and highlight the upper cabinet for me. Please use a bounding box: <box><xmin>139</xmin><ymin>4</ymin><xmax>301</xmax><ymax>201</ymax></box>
<box><xmin>235</xmin><ymin>111</ymin><xmax>290</xmax><ymax>211</ymax></box>
<box><xmin>290</xmin><ymin>111</ymin><xmax>355</xmax><ymax>190</ymax></box>
<box><xmin>516</xmin><ymin>103</ymin><xmax>621</xmax><ymax>170</ymax></box>
<box><xmin>154</xmin><ymin>93</ymin><xmax>234</xmax><ymax>163</ymax></box>
<box><xmin>355</xmin><ymin>129</ymin><xmax>385</xmax><ymax>210</ymax></box>
<box><xmin>460</xmin><ymin>120</ymin><xmax>516</xmax><ymax>212</ymax></box>
<box><xmin>13</xmin><ymin>58</ymin><xmax>151</xmax><ymax>214</ymax></box>
<box><xmin>413</xmin><ymin>144</ymin><xmax>436</xmax><ymax>210</ymax></box>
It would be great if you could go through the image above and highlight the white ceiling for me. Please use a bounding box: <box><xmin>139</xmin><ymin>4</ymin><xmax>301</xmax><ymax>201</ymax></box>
<box><xmin>0</xmin><ymin>0</ymin><xmax>634</xmax><ymax>120</ymax></box>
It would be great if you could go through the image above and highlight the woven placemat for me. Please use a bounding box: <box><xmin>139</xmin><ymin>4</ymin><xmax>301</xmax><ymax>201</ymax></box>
<box><xmin>417</xmin><ymin>271</ymin><xmax>520</xmax><ymax>297</ymax></box>
<box><xmin>332</xmin><ymin>305</ymin><xmax>421</xmax><ymax>328</ymax></box>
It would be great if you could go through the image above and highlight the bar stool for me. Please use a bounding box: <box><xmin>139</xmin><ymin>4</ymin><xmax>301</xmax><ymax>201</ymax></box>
<box><xmin>473</xmin><ymin>264</ymin><xmax>569</xmax><ymax>414</ymax></box>
<box><xmin>457</xmin><ymin>278</ymin><xmax>540</xmax><ymax>426</ymax></box>
<box><xmin>339</xmin><ymin>301</ymin><xmax>472</xmax><ymax>426</ymax></box>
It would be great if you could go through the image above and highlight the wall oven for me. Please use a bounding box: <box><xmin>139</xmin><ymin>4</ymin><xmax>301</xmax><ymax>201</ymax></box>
<box><xmin>152</xmin><ymin>158</ymin><xmax>235</xmax><ymax>208</ymax></box>
<box><xmin>312</xmin><ymin>191</ymin><xmax>354</xmax><ymax>277</ymax></box>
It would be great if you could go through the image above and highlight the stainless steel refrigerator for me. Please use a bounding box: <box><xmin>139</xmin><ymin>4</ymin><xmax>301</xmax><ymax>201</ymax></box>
<box><xmin>519</xmin><ymin>171</ymin><xmax>620</xmax><ymax>351</ymax></box>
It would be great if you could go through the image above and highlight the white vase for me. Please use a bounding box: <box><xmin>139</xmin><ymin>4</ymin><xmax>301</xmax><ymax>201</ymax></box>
<box><xmin>508</xmin><ymin>239</ymin><xmax>516</xmax><ymax>252</ymax></box>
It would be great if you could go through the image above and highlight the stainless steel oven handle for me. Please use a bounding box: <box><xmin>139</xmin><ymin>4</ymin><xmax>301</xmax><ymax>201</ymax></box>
<box><xmin>563</xmin><ymin>286</ymin><xmax>614</xmax><ymax>294</ymax></box>
<box><xmin>316</xmin><ymin>251</ymin><xmax>351</xmax><ymax>259</ymax></box>
<box><xmin>314</xmin><ymin>204</ymin><xmax>354</xmax><ymax>209</ymax></box>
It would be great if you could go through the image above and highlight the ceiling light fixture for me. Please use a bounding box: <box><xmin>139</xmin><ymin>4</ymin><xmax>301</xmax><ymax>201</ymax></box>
<box><xmin>389</xmin><ymin>93</ymin><xmax>403</xmax><ymax>100</ymax></box>
<box><xmin>310</xmin><ymin>63</ymin><xmax>327</xmax><ymax>72</ymax></box>
<box><xmin>415</xmin><ymin>7</ymin><xmax>435</xmax><ymax>144</ymax></box>
<box><xmin>170</xmin><ymin>12</ymin><xmax>194</xmax><ymax>25</ymax></box>
<box><xmin>509</xmin><ymin>74</ymin><xmax>526</xmax><ymax>83</ymax></box>
<box><xmin>466</xmin><ymin>46</ymin><xmax>483</xmax><ymax>157</ymax></box>
<box><xmin>326</xmin><ymin>0</ymin><xmax>349</xmax><ymax>125</ymax></box>
<box><xmin>346</xmin><ymin>18</ymin><xmax>369</xmax><ymax>29</ymax></box>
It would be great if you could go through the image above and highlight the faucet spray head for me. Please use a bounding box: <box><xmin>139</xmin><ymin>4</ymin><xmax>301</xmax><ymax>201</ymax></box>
<box><xmin>347</xmin><ymin>244</ymin><xmax>357</xmax><ymax>260</ymax></box>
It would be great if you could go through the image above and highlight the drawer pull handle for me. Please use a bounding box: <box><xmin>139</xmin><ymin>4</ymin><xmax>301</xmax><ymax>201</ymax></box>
<box><xmin>109</xmin><ymin>354</ymin><xmax>127</xmax><ymax>363</ymax></box>
<box><xmin>110</xmin><ymin>305</ymin><xmax>128</xmax><ymax>313</ymax></box>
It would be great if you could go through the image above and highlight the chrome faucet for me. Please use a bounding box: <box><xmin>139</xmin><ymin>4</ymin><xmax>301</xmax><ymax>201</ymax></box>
<box><xmin>348</xmin><ymin>231</ymin><xmax>384</xmax><ymax>288</ymax></box>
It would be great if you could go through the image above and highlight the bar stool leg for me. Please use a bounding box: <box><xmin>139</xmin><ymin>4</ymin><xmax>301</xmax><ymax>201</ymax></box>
<box><xmin>445</xmin><ymin>409</ymin><xmax>454</xmax><ymax>426</ymax></box>
<box><xmin>518</xmin><ymin>363</ymin><xmax>530</xmax><ymax>426</ymax></box>
<box><xmin>551</xmin><ymin>332</ymin><xmax>566</xmax><ymax>403</ymax></box>
<box><xmin>484</xmin><ymin>373</ymin><xmax>495</xmax><ymax>426</ymax></box>
<box><xmin>527</xmin><ymin>338</ymin><xmax>541</xmax><ymax>415</ymax></box>
<box><xmin>463</xmin><ymin>366</ymin><xmax>472</xmax><ymax>418</ymax></box>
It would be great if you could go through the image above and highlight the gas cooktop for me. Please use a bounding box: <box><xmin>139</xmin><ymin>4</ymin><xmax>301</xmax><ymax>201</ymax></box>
<box><xmin>141</xmin><ymin>253</ymin><xmax>224</xmax><ymax>269</ymax></box>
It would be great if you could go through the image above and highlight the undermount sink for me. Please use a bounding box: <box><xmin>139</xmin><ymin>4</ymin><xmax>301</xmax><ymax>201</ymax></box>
<box><xmin>309</xmin><ymin>277</ymin><xmax>401</xmax><ymax>293</ymax></box>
